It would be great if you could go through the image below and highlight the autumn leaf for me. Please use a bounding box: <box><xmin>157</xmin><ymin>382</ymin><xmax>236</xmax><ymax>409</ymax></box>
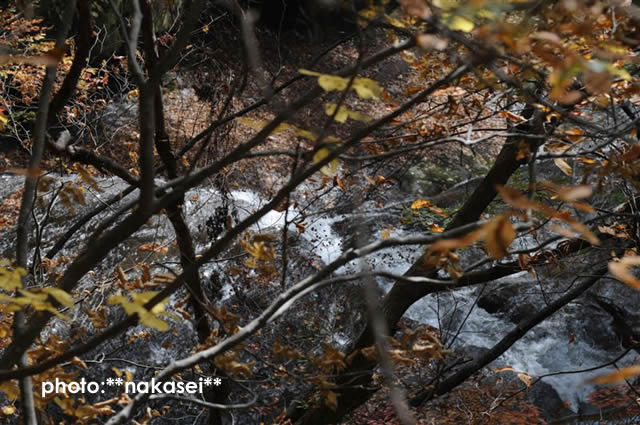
<box><xmin>313</xmin><ymin>147</ymin><xmax>339</xmax><ymax>176</ymax></box>
<box><xmin>546</xmin><ymin>184</ymin><xmax>592</xmax><ymax>201</ymax></box>
<box><xmin>7</xmin><ymin>167</ymin><xmax>43</xmax><ymax>178</ymax></box>
<box><xmin>446</xmin><ymin>15</ymin><xmax>474</xmax><ymax>32</ymax></box>
<box><xmin>517</xmin><ymin>372</ymin><xmax>533</xmax><ymax>388</ymax></box>
<box><xmin>389</xmin><ymin>349</ymin><xmax>415</xmax><ymax>366</ymax></box>
<box><xmin>429</xmin><ymin>228</ymin><xmax>485</xmax><ymax>253</ymax></box>
<box><xmin>587</xmin><ymin>365</ymin><xmax>640</xmax><ymax>384</ymax></box>
<box><xmin>553</xmin><ymin>158</ymin><xmax>573</xmax><ymax>176</ymax></box>
<box><xmin>40</xmin><ymin>287</ymin><xmax>73</xmax><ymax>308</ymax></box>
<box><xmin>316</xmin><ymin>344</ymin><xmax>347</xmax><ymax>373</ymax></box>
<box><xmin>107</xmin><ymin>291</ymin><xmax>170</xmax><ymax>331</ymax></box>
<box><xmin>324</xmin><ymin>390</ymin><xmax>339</xmax><ymax>410</ymax></box>
<box><xmin>499</xmin><ymin>110</ymin><xmax>527</xmax><ymax>122</ymax></box>
<box><xmin>76</xmin><ymin>164</ymin><xmax>103</xmax><ymax>192</ymax></box>
<box><xmin>495</xmin><ymin>366</ymin><xmax>514</xmax><ymax>373</ymax></box>
<box><xmin>324</xmin><ymin>103</ymin><xmax>372</xmax><ymax>123</ymax></box>
<box><xmin>352</xmin><ymin>77</ymin><xmax>383</xmax><ymax>100</ymax></box>
<box><xmin>484</xmin><ymin>215</ymin><xmax>516</xmax><ymax>259</ymax></box>
<box><xmin>71</xmin><ymin>356</ymin><xmax>88</xmax><ymax>370</ymax></box>
<box><xmin>411</xmin><ymin>199</ymin><xmax>433</xmax><ymax>209</ymax></box>
<box><xmin>608</xmin><ymin>255</ymin><xmax>640</xmax><ymax>290</ymax></box>
<box><xmin>1</xmin><ymin>405</ymin><xmax>16</xmax><ymax>415</ymax></box>
<box><xmin>299</xmin><ymin>69</ymin><xmax>382</xmax><ymax>100</ymax></box>
<box><xmin>0</xmin><ymin>260</ymin><xmax>26</xmax><ymax>291</ymax></box>
<box><xmin>430</xmin><ymin>223</ymin><xmax>445</xmax><ymax>233</ymax></box>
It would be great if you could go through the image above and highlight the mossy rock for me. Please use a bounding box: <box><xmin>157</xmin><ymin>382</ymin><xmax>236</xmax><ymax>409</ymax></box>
<box><xmin>403</xmin><ymin>150</ymin><xmax>491</xmax><ymax>197</ymax></box>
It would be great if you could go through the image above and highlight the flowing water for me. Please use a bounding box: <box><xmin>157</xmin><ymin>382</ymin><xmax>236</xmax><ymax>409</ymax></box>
<box><xmin>1</xmin><ymin>169</ymin><xmax>638</xmax><ymax>421</ymax></box>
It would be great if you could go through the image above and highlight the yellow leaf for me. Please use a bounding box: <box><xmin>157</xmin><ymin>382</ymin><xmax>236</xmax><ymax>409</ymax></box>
<box><xmin>587</xmin><ymin>365</ymin><xmax>640</xmax><ymax>384</ymax></box>
<box><xmin>313</xmin><ymin>147</ymin><xmax>339</xmax><ymax>176</ymax></box>
<box><xmin>1</xmin><ymin>405</ymin><xmax>16</xmax><ymax>415</ymax></box>
<box><xmin>325</xmin><ymin>103</ymin><xmax>372</xmax><ymax>123</ymax></box>
<box><xmin>0</xmin><ymin>260</ymin><xmax>26</xmax><ymax>291</ymax></box>
<box><xmin>432</xmin><ymin>0</ymin><xmax>459</xmax><ymax>10</ymax></box>
<box><xmin>41</xmin><ymin>287</ymin><xmax>73</xmax><ymax>308</ymax></box>
<box><xmin>318</xmin><ymin>75</ymin><xmax>349</xmax><ymax>92</ymax></box>
<box><xmin>411</xmin><ymin>199</ymin><xmax>433</xmax><ymax>209</ymax></box>
<box><xmin>447</xmin><ymin>15</ymin><xmax>474</xmax><ymax>32</ymax></box>
<box><xmin>0</xmin><ymin>381</ymin><xmax>19</xmax><ymax>401</ymax></box>
<box><xmin>352</xmin><ymin>78</ymin><xmax>382</xmax><ymax>100</ymax></box>
<box><xmin>107</xmin><ymin>292</ymin><xmax>170</xmax><ymax>331</ymax></box>
<box><xmin>300</xmin><ymin>69</ymin><xmax>382</xmax><ymax>100</ymax></box>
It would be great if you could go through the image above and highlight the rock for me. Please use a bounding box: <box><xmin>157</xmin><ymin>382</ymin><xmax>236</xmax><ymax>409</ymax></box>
<box><xmin>525</xmin><ymin>378</ymin><xmax>574</xmax><ymax>422</ymax></box>
<box><xmin>477</xmin><ymin>283</ymin><xmax>538</xmax><ymax>323</ymax></box>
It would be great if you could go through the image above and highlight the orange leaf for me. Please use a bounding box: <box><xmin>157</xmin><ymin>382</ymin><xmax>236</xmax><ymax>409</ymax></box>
<box><xmin>609</xmin><ymin>256</ymin><xmax>640</xmax><ymax>290</ymax></box>
<box><xmin>587</xmin><ymin>365</ymin><xmax>640</xmax><ymax>384</ymax></box>
<box><xmin>499</xmin><ymin>110</ymin><xmax>527</xmax><ymax>122</ymax></box>
<box><xmin>411</xmin><ymin>199</ymin><xmax>433</xmax><ymax>209</ymax></box>
<box><xmin>484</xmin><ymin>216</ymin><xmax>516</xmax><ymax>259</ymax></box>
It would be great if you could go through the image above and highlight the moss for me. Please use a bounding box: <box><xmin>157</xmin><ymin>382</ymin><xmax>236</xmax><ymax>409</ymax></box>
<box><xmin>407</xmin><ymin>150</ymin><xmax>491</xmax><ymax>196</ymax></box>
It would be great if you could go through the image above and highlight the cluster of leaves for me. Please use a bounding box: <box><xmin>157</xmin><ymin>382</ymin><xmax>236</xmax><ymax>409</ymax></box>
<box><xmin>0</xmin><ymin>6</ymin><xmax>113</xmax><ymax>154</ymax></box>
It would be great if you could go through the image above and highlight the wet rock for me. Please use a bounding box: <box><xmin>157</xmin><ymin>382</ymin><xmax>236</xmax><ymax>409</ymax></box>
<box><xmin>477</xmin><ymin>283</ymin><xmax>538</xmax><ymax>324</ymax></box>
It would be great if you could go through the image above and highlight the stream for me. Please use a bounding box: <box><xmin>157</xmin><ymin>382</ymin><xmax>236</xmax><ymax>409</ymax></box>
<box><xmin>1</xmin><ymin>161</ymin><xmax>639</xmax><ymax>422</ymax></box>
